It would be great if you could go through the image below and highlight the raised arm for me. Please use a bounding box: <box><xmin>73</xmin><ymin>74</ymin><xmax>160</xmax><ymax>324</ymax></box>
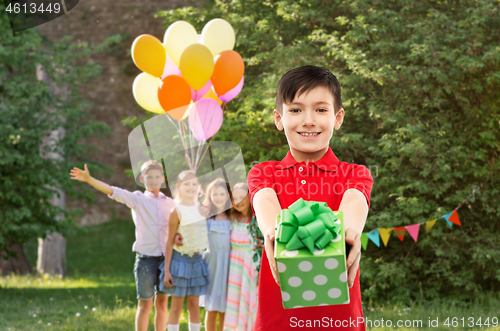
<box><xmin>163</xmin><ymin>209</ymin><xmax>180</xmax><ymax>287</ymax></box>
<box><xmin>252</xmin><ymin>188</ymin><xmax>282</xmax><ymax>285</ymax></box>
<box><xmin>70</xmin><ymin>164</ymin><xmax>113</xmax><ymax>196</ymax></box>
<box><xmin>338</xmin><ymin>188</ymin><xmax>369</xmax><ymax>288</ymax></box>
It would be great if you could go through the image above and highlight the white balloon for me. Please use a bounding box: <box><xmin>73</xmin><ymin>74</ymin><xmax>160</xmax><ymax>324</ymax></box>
<box><xmin>132</xmin><ymin>73</ymin><xmax>164</xmax><ymax>114</ymax></box>
<box><xmin>201</xmin><ymin>18</ymin><xmax>235</xmax><ymax>56</ymax></box>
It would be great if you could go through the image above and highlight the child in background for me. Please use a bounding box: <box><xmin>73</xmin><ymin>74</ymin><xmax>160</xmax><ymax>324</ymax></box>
<box><xmin>70</xmin><ymin>160</ymin><xmax>173</xmax><ymax>331</ymax></box>
<box><xmin>224</xmin><ymin>183</ymin><xmax>260</xmax><ymax>331</ymax></box>
<box><xmin>202</xmin><ymin>178</ymin><xmax>232</xmax><ymax>331</ymax></box>
<box><xmin>160</xmin><ymin>170</ymin><xmax>210</xmax><ymax>331</ymax></box>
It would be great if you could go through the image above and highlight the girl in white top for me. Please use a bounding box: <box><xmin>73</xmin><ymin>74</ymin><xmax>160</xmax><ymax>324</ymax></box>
<box><xmin>160</xmin><ymin>171</ymin><xmax>210</xmax><ymax>331</ymax></box>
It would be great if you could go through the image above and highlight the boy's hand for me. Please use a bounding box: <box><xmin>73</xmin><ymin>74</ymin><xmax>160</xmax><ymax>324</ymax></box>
<box><xmin>174</xmin><ymin>233</ymin><xmax>184</xmax><ymax>246</ymax></box>
<box><xmin>198</xmin><ymin>205</ymin><xmax>210</xmax><ymax>217</ymax></box>
<box><xmin>344</xmin><ymin>228</ymin><xmax>361</xmax><ymax>289</ymax></box>
<box><xmin>70</xmin><ymin>164</ymin><xmax>91</xmax><ymax>183</ymax></box>
<box><xmin>264</xmin><ymin>227</ymin><xmax>280</xmax><ymax>286</ymax></box>
<box><xmin>163</xmin><ymin>271</ymin><xmax>174</xmax><ymax>287</ymax></box>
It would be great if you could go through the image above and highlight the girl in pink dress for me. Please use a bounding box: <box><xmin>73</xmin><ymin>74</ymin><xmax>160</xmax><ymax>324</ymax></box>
<box><xmin>224</xmin><ymin>183</ymin><xmax>261</xmax><ymax>331</ymax></box>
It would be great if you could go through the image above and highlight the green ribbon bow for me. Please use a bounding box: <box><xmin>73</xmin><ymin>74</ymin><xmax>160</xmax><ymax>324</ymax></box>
<box><xmin>276</xmin><ymin>198</ymin><xmax>341</xmax><ymax>254</ymax></box>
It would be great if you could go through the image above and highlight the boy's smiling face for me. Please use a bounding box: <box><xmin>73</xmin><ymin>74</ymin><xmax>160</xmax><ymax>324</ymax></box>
<box><xmin>274</xmin><ymin>85</ymin><xmax>344</xmax><ymax>163</ymax></box>
<box><xmin>140</xmin><ymin>169</ymin><xmax>165</xmax><ymax>190</ymax></box>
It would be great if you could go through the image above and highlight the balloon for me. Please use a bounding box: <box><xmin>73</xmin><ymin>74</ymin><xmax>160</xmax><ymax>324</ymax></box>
<box><xmin>183</xmin><ymin>102</ymin><xmax>195</xmax><ymax>120</ymax></box>
<box><xmin>131</xmin><ymin>35</ymin><xmax>166</xmax><ymax>77</ymax></box>
<box><xmin>179</xmin><ymin>44</ymin><xmax>214</xmax><ymax>91</ymax></box>
<box><xmin>211</xmin><ymin>50</ymin><xmax>244</xmax><ymax>96</ymax></box>
<box><xmin>218</xmin><ymin>76</ymin><xmax>244</xmax><ymax>102</ymax></box>
<box><xmin>163</xmin><ymin>21</ymin><xmax>198</xmax><ymax>67</ymax></box>
<box><xmin>201</xmin><ymin>18</ymin><xmax>235</xmax><ymax>57</ymax></box>
<box><xmin>189</xmin><ymin>98</ymin><xmax>223</xmax><ymax>142</ymax></box>
<box><xmin>132</xmin><ymin>73</ymin><xmax>164</xmax><ymax>114</ymax></box>
<box><xmin>202</xmin><ymin>88</ymin><xmax>223</xmax><ymax>105</ymax></box>
<box><xmin>191</xmin><ymin>80</ymin><xmax>212</xmax><ymax>102</ymax></box>
<box><xmin>161</xmin><ymin>55</ymin><xmax>181</xmax><ymax>79</ymax></box>
<box><xmin>158</xmin><ymin>75</ymin><xmax>191</xmax><ymax>120</ymax></box>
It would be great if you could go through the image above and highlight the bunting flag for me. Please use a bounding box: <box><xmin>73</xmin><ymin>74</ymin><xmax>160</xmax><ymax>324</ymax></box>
<box><xmin>406</xmin><ymin>224</ymin><xmax>420</xmax><ymax>242</ymax></box>
<box><xmin>361</xmin><ymin>187</ymin><xmax>478</xmax><ymax>250</ymax></box>
<box><xmin>360</xmin><ymin>233</ymin><xmax>369</xmax><ymax>251</ymax></box>
<box><xmin>366</xmin><ymin>229</ymin><xmax>380</xmax><ymax>247</ymax></box>
<box><xmin>425</xmin><ymin>219</ymin><xmax>437</xmax><ymax>232</ymax></box>
<box><xmin>393</xmin><ymin>227</ymin><xmax>407</xmax><ymax>241</ymax></box>
<box><xmin>444</xmin><ymin>209</ymin><xmax>461</xmax><ymax>226</ymax></box>
<box><xmin>379</xmin><ymin>228</ymin><xmax>392</xmax><ymax>246</ymax></box>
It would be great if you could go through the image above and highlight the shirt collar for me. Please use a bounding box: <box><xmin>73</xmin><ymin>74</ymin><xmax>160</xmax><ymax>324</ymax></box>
<box><xmin>276</xmin><ymin>148</ymin><xmax>339</xmax><ymax>172</ymax></box>
<box><xmin>144</xmin><ymin>190</ymin><xmax>167</xmax><ymax>199</ymax></box>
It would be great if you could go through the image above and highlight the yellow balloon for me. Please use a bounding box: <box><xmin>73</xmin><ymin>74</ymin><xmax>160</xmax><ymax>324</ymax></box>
<box><xmin>163</xmin><ymin>21</ymin><xmax>198</xmax><ymax>67</ymax></box>
<box><xmin>132</xmin><ymin>73</ymin><xmax>164</xmax><ymax>114</ymax></box>
<box><xmin>131</xmin><ymin>35</ymin><xmax>166</xmax><ymax>77</ymax></box>
<box><xmin>201</xmin><ymin>18</ymin><xmax>235</xmax><ymax>57</ymax></box>
<box><xmin>179</xmin><ymin>44</ymin><xmax>214</xmax><ymax>91</ymax></box>
<box><xmin>203</xmin><ymin>88</ymin><xmax>223</xmax><ymax>105</ymax></box>
<box><xmin>183</xmin><ymin>102</ymin><xmax>195</xmax><ymax>120</ymax></box>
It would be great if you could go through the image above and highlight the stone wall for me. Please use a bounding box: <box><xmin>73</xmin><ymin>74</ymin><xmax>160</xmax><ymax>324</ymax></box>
<box><xmin>37</xmin><ymin>0</ymin><xmax>194</xmax><ymax>225</ymax></box>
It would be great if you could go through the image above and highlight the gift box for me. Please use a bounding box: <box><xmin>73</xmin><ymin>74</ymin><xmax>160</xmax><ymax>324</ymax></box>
<box><xmin>274</xmin><ymin>198</ymin><xmax>349</xmax><ymax>309</ymax></box>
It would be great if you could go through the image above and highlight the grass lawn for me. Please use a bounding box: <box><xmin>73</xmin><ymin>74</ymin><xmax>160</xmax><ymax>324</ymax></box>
<box><xmin>1</xmin><ymin>220</ymin><xmax>499</xmax><ymax>330</ymax></box>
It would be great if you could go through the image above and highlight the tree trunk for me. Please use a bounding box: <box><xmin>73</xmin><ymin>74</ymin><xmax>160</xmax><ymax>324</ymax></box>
<box><xmin>36</xmin><ymin>65</ymin><xmax>68</xmax><ymax>277</ymax></box>
<box><xmin>37</xmin><ymin>232</ymin><xmax>67</xmax><ymax>276</ymax></box>
<box><xmin>0</xmin><ymin>243</ymin><xmax>32</xmax><ymax>275</ymax></box>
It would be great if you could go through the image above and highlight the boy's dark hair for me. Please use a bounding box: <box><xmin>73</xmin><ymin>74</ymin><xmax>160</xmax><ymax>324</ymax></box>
<box><xmin>276</xmin><ymin>65</ymin><xmax>342</xmax><ymax>114</ymax></box>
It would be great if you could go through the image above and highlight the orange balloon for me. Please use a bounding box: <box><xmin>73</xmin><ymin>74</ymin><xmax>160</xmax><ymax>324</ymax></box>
<box><xmin>131</xmin><ymin>35</ymin><xmax>166</xmax><ymax>77</ymax></box>
<box><xmin>158</xmin><ymin>75</ymin><xmax>192</xmax><ymax>120</ymax></box>
<box><xmin>211</xmin><ymin>50</ymin><xmax>244</xmax><ymax>96</ymax></box>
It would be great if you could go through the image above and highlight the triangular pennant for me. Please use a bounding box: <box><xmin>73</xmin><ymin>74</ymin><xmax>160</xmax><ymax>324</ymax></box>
<box><xmin>405</xmin><ymin>224</ymin><xmax>420</xmax><ymax>242</ymax></box>
<box><xmin>446</xmin><ymin>210</ymin><xmax>461</xmax><ymax>226</ymax></box>
<box><xmin>378</xmin><ymin>228</ymin><xmax>392</xmax><ymax>246</ymax></box>
<box><xmin>360</xmin><ymin>233</ymin><xmax>369</xmax><ymax>251</ymax></box>
<box><xmin>366</xmin><ymin>229</ymin><xmax>380</xmax><ymax>247</ymax></box>
<box><xmin>425</xmin><ymin>219</ymin><xmax>437</xmax><ymax>232</ymax></box>
<box><xmin>392</xmin><ymin>227</ymin><xmax>407</xmax><ymax>241</ymax></box>
<box><xmin>443</xmin><ymin>212</ymin><xmax>454</xmax><ymax>227</ymax></box>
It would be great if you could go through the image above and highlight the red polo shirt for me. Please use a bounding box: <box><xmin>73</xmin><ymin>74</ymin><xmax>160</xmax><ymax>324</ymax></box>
<box><xmin>248</xmin><ymin>148</ymin><xmax>373</xmax><ymax>330</ymax></box>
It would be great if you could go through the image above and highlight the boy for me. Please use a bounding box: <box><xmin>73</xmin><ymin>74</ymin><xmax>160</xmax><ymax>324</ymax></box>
<box><xmin>248</xmin><ymin>66</ymin><xmax>373</xmax><ymax>330</ymax></box>
<box><xmin>70</xmin><ymin>161</ymin><xmax>206</xmax><ymax>331</ymax></box>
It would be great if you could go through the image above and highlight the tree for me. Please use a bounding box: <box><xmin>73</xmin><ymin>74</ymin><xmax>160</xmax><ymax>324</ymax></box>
<box><xmin>157</xmin><ymin>0</ymin><xmax>500</xmax><ymax>303</ymax></box>
<box><xmin>0</xmin><ymin>6</ymin><xmax>119</xmax><ymax>274</ymax></box>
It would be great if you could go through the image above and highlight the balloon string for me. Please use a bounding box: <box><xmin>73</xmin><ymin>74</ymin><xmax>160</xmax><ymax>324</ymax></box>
<box><xmin>188</xmin><ymin>118</ymin><xmax>196</xmax><ymax>171</ymax></box>
<box><xmin>193</xmin><ymin>105</ymin><xmax>204</xmax><ymax>170</ymax></box>
<box><xmin>195</xmin><ymin>139</ymin><xmax>203</xmax><ymax>170</ymax></box>
<box><xmin>223</xmin><ymin>102</ymin><xmax>228</xmax><ymax>116</ymax></box>
<box><xmin>166</xmin><ymin>113</ymin><xmax>183</xmax><ymax>137</ymax></box>
<box><xmin>198</xmin><ymin>136</ymin><xmax>214</xmax><ymax>168</ymax></box>
<box><xmin>185</xmin><ymin>120</ymin><xmax>196</xmax><ymax>171</ymax></box>
<box><xmin>178</xmin><ymin>119</ymin><xmax>192</xmax><ymax>170</ymax></box>
<box><xmin>181</xmin><ymin>119</ymin><xmax>193</xmax><ymax>170</ymax></box>
<box><xmin>166</xmin><ymin>114</ymin><xmax>193</xmax><ymax>170</ymax></box>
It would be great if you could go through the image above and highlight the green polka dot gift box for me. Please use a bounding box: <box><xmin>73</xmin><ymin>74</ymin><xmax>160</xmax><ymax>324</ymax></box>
<box><xmin>274</xmin><ymin>198</ymin><xmax>349</xmax><ymax>309</ymax></box>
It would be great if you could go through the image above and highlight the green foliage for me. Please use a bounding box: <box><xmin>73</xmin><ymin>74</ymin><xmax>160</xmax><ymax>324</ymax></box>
<box><xmin>0</xmin><ymin>7</ymin><xmax>123</xmax><ymax>256</ymax></box>
<box><xmin>157</xmin><ymin>0</ymin><xmax>500</xmax><ymax>303</ymax></box>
